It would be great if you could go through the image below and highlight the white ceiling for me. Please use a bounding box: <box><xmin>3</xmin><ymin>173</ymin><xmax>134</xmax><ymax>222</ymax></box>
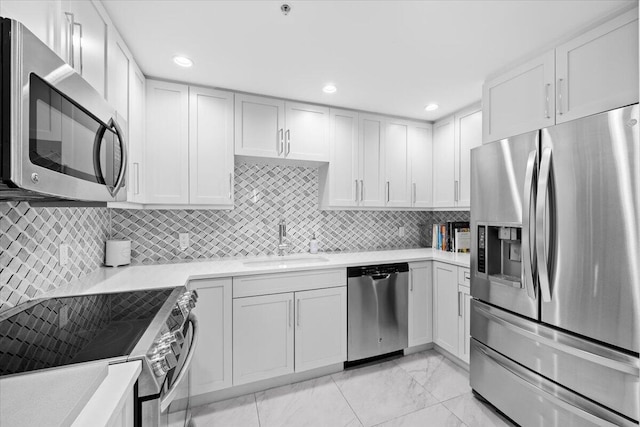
<box><xmin>103</xmin><ymin>0</ymin><xmax>635</xmax><ymax>121</ymax></box>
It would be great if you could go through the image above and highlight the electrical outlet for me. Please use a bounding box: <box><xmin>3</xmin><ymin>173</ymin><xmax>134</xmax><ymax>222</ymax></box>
<box><xmin>59</xmin><ymin>243</ymin><xmax>69</xmax><ymax>266</ymax></box>
<box><xmin>398</xmin><ymin>226</ymin><xmax>405</xmax><ymax>237</ymax></box>
<box><xmin>59</xmin><ymin>305</ymin><xmax>69</xmax><ymax>329</ymax></box>
<box><xmin>179</xmin><ymin>233</ymin><xmax>190</xmax><ymax>250</ymax></box>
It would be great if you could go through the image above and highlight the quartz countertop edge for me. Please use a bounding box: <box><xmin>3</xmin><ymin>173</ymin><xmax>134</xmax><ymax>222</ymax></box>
<box><xmin>45</xmin><ymin>249</ymin><xmax>471</xmax><ymax>297</ymax></box>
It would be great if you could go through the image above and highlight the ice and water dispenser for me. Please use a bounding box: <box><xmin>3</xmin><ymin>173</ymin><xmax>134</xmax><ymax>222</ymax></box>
<box><xmin>477</xmin><ymin>225</ymin><xmax>522</xmax><ymax>288</ymax></box>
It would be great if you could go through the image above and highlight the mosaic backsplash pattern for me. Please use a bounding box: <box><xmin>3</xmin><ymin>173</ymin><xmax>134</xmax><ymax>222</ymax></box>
<box><xmin>0</xmin><ymin>202</ymin><xmax>109</xmax><ymax>313</ymax></box>
<box><xmin>112</xmin><ymin>162</ymin><xmax>469</xmax><ymax>264</ymax></box>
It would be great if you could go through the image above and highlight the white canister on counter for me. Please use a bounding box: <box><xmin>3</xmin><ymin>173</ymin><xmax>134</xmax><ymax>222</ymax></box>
<box><xmin>105</xmin><ymin>240</ymin><xmax>131</xmax><ymax>267</ymax></box>
<box><xmin>309</xmin><ymin>233</ymin><xmax>319</xmax><ymax>254</ymax></box>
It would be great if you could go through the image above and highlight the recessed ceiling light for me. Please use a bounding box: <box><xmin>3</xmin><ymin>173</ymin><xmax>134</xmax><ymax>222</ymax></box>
<box><xmin>323</xmin><ymin>84</ymin><xmax>337</xmax><ymax>94</ymax></box>
<box><xmin>425</xmin><ymin>103</ymin><xmax>439</xmax><ymax>112</ymax></box>
<box><xmin>173</xmin><ymin>56</ymin><xmax>193</xmax><ymax>68</ymax></box>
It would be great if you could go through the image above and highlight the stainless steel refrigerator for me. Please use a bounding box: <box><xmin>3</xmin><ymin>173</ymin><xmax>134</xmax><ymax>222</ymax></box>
<box><xmin>470</xmin><ymin>104</ymin><xmax>640</xmax><ymax>427</ymax></box>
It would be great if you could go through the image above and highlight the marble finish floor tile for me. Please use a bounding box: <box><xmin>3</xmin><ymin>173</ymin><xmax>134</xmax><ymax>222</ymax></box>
<box><xmin>190</xmin><ymin>394</ymin><xmax>260</xmax><ymax>427</ymax></box>
<box><xmin>443</xmin><ymin>393</ymin><xmax>515</xmax><ymax>427</ymax></box>
<box><xmin>255</xmin><ymin>375</ymin><xmax>361</xmax><ymax>427</ymax></box>
<box><xmin>332</xmin><ymin>360</ymin><xmax>438</xmax><ymax>426</ymax></box>
<box><xmin>421</xmin><ymin>358</ymin><xmax>471</xmax><ymax>401</ymax></box>
<box><xmin>394</xmin><ymin>350</ymin><xmax>445</xmax><ymax>386</ymax></box>
<box><xmin>374</xmin><ymin>403</ymin><xmax>466</xmax><ymax>427</ymax></box>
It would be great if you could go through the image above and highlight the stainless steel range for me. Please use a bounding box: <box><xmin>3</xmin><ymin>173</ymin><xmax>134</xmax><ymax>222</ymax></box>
<box><xmin>0</xmin><ymin>287</ymin><xmax>199</xmax><ymax>427</ymax></box>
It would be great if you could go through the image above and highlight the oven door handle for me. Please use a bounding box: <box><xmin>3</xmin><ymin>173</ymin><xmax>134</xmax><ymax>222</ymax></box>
<box><xmin>160</xmin><ymin>312</ymin><xmax>199</xmax><ymax>413</ymax></box>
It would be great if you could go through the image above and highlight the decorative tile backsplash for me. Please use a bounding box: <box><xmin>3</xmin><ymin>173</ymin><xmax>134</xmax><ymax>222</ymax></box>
<box><xmin>0</xmin><ymin>202</ymin><xmax>109</xmax><ymax>313</ymax></box>
<box><xmin>1</xmin><ymin>162</ymin><xmax>469</xmax><ymax>312</ymax></box>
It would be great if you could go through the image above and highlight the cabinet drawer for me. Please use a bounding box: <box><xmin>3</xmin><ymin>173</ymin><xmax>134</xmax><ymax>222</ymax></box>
<box><xmin>233</xmin><ymin>268</ymin><xmax>346</xmax><ymax>298</ymax></box>
<box><xmin>458</xmin><ymin>267</ymin><xmax>470</xmax><ymax>286</ymax></box>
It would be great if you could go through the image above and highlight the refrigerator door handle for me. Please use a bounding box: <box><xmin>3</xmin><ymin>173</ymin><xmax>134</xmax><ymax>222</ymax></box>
<box><xmin>522</xmin><ymin>150</ymin><xmax>537</xmax><ymax>300</ymax></box>
<box><xmin>536</xmin><ymin>147</ymin><xmax>553</xmax><ymax>302</ymax></box>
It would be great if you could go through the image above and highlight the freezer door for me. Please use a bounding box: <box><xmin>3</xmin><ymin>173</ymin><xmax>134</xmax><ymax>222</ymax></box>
<box><xmin>538</xmin><ymin>104</ymin><xmax>640</xmax><ymax>353</ymax></box>
<box><xmin>470</xmin><ymin>339</ymin><xmax>637</xmax><ymax>427</ymax></box>
<box><xmin>470</xmin><ymin>132</ymin><xmax>539</xmax><ymax>319</ymax></box>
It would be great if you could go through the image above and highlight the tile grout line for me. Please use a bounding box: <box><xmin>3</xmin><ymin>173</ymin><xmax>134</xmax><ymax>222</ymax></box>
<box><xmin>329</xmin><ymin>375</ymin><xmax>366</xmax><ymax>427</ymax></box>
<box><xmin>392</xmin><ymin>352</ymin><xmax>445</xmax><ymax>398</ymax></box>
<box><xmin>253</xmin><ymin>393</ymin><xmax>262</xmax><ymax>427</ymax></box>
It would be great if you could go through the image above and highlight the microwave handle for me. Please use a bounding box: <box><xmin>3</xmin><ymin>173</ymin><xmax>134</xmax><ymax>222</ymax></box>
<box><xmin>109</xmin><ymin>117</ymin><xmax>128</xmax><ymax>198</ymax></box>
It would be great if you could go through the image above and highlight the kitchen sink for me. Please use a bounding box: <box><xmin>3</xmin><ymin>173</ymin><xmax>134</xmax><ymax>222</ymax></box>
<box><xmin>243</xmin><ymin>255</ymin><xmax>329</xmax><ymax>267</ymax></box>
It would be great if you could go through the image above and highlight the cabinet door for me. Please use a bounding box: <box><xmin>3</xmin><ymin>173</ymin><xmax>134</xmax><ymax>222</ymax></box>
<box><xmin>325</xmin><ymin>108</ymin><xmax>359</xmax><ymax>207</ymax></box>
<box><xmin>294</xmin><ymin>287</ymin><xmax>347</xmax><ymax>372</ymax></box>
<box><xmin>433</xmin><ymin>262</ymin><xmax>459</xmax><ymax>356</ymax></box>
<box><xmin>0</xmin><ymin>1</ymin><xmax>57</xmax><ymax>52</ymax></box>
<box><xmin>410</xmin><ymin>123</ymin><xmax>433</xmax><ymax>208</ymax></box>
<box><xmin>66</xmin><ymin>1</ymin><xmax>108</xmax><ymax>97</ymax></box>
<box><xmin>432</xmin><ymin>117</ymin><xmax>456</xmax><ymax>208</ymax></box>
<box><xmin>556</xmin><ymin>9</ymin><xmax>639</xmax><ymax>123</ymax></box>
<box><xmin>458</xmin><ymin>285</ymin><xmax>471</xmax><ymax>364</ymax></box>
<box><xmin>285</xmin><ymin>102</ymin><xmax>329</xmax><ymax>162</ymax></box>
<box><xmin>455</xmin><ymin>106</ymin><xmax>482</xmax><ymax>208</ymax></box>
<box><xmin>190</xmin><ymin>278</ymin><xmax>233</xmax><ymax>395</ymax></box>
<box><xmin>189</xmin><ymin>87</ymin><xmax>234</xmax><ymax>206</ymax></box>
<box><xmin>235</xmin><ymin>94</ymin><xmax>285</xmax><ymax>159</ymax></box>
<box><xmin>482</xmin><ymin>51</ymin><xmax>555</xmax><ymax>143</ymax></box>
<box><xmin>359</xmin><ymin>114</ymin><xmax>385</xmax><ymax>207</ymax></box>
<box><xmin>408</xmin><ymin>262</ymin><xmax>433</xmax><ymax>347</ymax></box>
<box><xmin>107</xmin><ymin>30</ymin><xmax>130</xmax><ymax>124</ymax></box>
<box><xmin>384</xmin><ymin>119</ymin><xmax>411</xmax><ymax>207</ymax></box>
<box><xmin>233</xmin><ymin>293</ymin><xmax>294</xmax><ymax>385</ymax></box>
<box><xmin>145</xmin><ymin>80</ymin><xmax>189</xmax><ymax>204</ymax></box>
<box><xmin>127</xmin><ymin>65</ymin><xmax>145</xmax><ymax>203</ymax></box>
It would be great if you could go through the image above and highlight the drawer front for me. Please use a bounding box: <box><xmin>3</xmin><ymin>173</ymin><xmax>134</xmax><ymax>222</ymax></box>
<box><xmin>233</xmin><ymin>268</ymin><xmax>346</xmax><ymax>298</ymax></box>
<box><xmin>458</xmin><ymin>267</ymin><xmax>470</xmax><ymax>286</ymax></box>
<box><xmin>471</xmin><ymin>300</ymin><xmax>639</xmax><ymax>421</ymax></box>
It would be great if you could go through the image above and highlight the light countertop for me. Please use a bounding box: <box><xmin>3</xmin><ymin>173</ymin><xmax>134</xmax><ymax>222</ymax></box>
<box><xmin>46</xmin><ymin>249</ymin><xmax>470</xmax><ymax>296</ymax></box>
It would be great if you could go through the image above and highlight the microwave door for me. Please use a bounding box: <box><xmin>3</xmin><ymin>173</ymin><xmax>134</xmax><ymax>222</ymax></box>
<box><xmin>470</xmin><ymin>131</ymin><xmax>539</xmax><ymax>320</ymax></box>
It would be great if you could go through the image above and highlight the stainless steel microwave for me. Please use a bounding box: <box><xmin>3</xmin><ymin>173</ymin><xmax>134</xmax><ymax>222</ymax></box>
<box><xmin>0</xmin><ymin>18</ymin><xmax>127</xmax><ymax>202</ymax></box>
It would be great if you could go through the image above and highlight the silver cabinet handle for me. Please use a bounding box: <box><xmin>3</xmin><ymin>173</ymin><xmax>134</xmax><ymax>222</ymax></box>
<box><xmin>296</xmin><ymin>299</ymin><xmax>300</xmax><ymax>326</ymax></box>
<box><xmin>536</xmin><ymin>147</ymin><xmax>553</xmax><ymax>303</ymax></box>
<box><xmin>355</xmin><ymin>179</ymin><xmax>359</xmax><ymax>202</ymax></box>
<box><xmin>412</xmin><ymin>183</ymin><xmax>417</xmax><ymax>205</ymax></box>
<box><xmin>64</xmin><ymin>12</ymin><xmax>75</xmax><ymax>67</ymax></box>
<box><xmin>74</xmin><ymin>22</ymin><xmax>83</xmax><ymax>74</ymax></box>
<box><xmin>544</xmin><ymin>83</ymin><xmax>551</xmax><ymax>119</ymax></box>
<box><xmin>285</xmin><ymin>129</ymin><xmax>291</xmax><ymax>156</ymax></box>
<box><xmin>386</xmin><ymin>181</ymin><xmax>390</xmax><ymax>203</ymax></box>
<box><xmin>458</xmin><ymin>291</ymin><xmax>462</xmax><ymax>317</ymax></box>
<box><xmin>133</xmin><ymin>162</ymin><xmax>140</xmax><ymax>195</ymax></box>
<box><xmin>454</xmin><ymin>180</ymin><xmax>459</xmax><ymax>202</ymax></box>
<box><xmin>228</xmin><ymin>172</ymin><xmax>233</xmax><ymax>199</ymax></box>
<box><xmin>522</xmin><ymin>150</ymin><xmax>538</xmax><ymax>300</ymax></box>
<box><xmin>278</xmin><ymin>128</ymin><xmax>284</xmax><ymax>155</ymax></box>
<box><xmin>288</xmin><ymin>300</ymin><xmax>292</xmax><ymax>327</ymax></box>
<box><xmin>557</xmin><ymin>79</ymin><xmax>564</xmax><ymax>115</ymax></box>
<box><xmin>360</xmin><ymin>180</ymin><xmax>364</xmax><ymax>202</ymax></box>
<box><xmin>410</xmin><ymin>273</ymin><xmax>414</xmax><ymax>292</ymax></box>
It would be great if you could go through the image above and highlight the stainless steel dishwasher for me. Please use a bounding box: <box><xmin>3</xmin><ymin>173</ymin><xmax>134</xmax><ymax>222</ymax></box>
<box><xmin>347</xmin><ymin>263</ymin><xmax>409</xmax><ymax>361</ymax></box>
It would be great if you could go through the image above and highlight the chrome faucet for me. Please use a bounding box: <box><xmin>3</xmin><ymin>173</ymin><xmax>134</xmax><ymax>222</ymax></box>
<box><xmin>277</xmin><ymin>219</ymin><xmax>289</xmax><ymax>256</ymax></box>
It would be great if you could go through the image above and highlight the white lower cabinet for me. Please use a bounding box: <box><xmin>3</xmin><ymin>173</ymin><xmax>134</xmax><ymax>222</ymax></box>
<box><xmin>233</xmin><ymin>293</ymin><xmax>295</xmax><ymax>385</ymax></box>
<box><xmin>458</xmin><ymin>284</ymin><xmax>471</xmax><ymax>364</ymax></box>
<box><xmin>294</xmin><ymin>287</ymin><xmax>347</xmax><ymax>372</ymax></box>
<box><xmin>190</xmin><ymin>278</ymin><xmax>233</xmax><ymax>396</ymax></box>
<box><xmin>408</xmin><ymin>262</ymin><xmax>433</xmax><ymax>347</ymax></box>
<box><xmin>433</xmin><ymin>262</ymin><xmax>459</xmax><ymax>355</ymax></box>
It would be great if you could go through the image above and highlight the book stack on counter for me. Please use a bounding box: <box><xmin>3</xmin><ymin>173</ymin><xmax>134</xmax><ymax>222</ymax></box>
<box><xmin>432</xmin><ymin>222</ymin><xmax>471</xmax><ymax>253</ymax></box>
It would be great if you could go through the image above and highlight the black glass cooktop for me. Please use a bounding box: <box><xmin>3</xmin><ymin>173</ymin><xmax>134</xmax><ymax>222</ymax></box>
<box><xmin>0</xmin><ymin>289</ymin><xmax>173</xmax><ymax>376</ymax></box>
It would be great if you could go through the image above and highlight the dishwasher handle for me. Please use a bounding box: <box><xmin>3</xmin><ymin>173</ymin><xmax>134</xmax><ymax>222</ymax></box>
<box><xmin>371</xmin><ymin>274</ymin><xmax>392</xmax><ymax>280</ymax></box>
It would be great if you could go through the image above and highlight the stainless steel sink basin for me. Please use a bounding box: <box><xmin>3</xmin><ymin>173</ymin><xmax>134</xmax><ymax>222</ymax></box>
<box><xmin>243</xmin><ymin>255</ymin><xmax>329</xmax><ymax>267</ymax></box>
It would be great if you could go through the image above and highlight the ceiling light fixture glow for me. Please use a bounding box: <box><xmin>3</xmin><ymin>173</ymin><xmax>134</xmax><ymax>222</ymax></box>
<box><xmin>173</xmin><ymin>56</ymin><xmax>193</xmax><ymax>68</ymax></box>
<box><xmin>323</xmin><ymin>84</ymin><xmax>337</xmax><ymax>94</ymax></box>
<box><xmin>424</xmin><ymin>103</ymin><xmax>439</xmax><ymax>112</ymax></box>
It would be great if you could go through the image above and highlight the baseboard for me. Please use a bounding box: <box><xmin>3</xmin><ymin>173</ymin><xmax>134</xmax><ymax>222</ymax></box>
<box><xmin>403</xmin><ymin>342</ymin><xmax>434</xmax><ymax>355</ymax></box>
<box><xmin>433</xmin><ymin>344</ymin><xmax>469</xmax><ymax>371</ymax></box>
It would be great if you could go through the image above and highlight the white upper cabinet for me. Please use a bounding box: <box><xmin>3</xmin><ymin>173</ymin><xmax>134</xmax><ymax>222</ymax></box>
<box><xmin>235</xmin><ymin>94</ymin><xmax>285</xmax><ymax>159</ymax></box>
<box><xmin>555</xmin><ymin>8</ymin><xmax>638</xmax><ymax>123</ymax></box>
<box><xmin>320</xmin><ymin>109</ymin><xmax>360</xmax><ymax>208</ymax></box>
<box><xmin>107</xmin><ymin>29</ymin><xmax>130</xmax><ymax>125</ymax></box>
<box><xmin>0</xmin><ymin>1</ymin><xmax>57</xmax><ymax>52</ymax></box>
<box><xmin>359</xmin><ymin>114</ymin><xmax>386</xmax><ymax>207</ymax></box>
<box><xmin>63</xmin><ymin>1</ymin><xmax>108</xmax><ymax>97</ymax></box>
<box><xmin>144</xmin><ymin>80</ymin><xmax>190</xmax><ymax>204</ymax></box>
<box><xmin>482</xmin><ymin>50</ymin><xmax>555</xmax><ymax>144</ymax></box>
<box><xmin>384</xmin><ymin>120</ymin><xmax>412</xmax><ymax>207</ymax></box>
<box><xmin>455</xmin><ymin>106</ymin><xmax>482</xmax><ymax>207</ymax></box>
<box><xmin>409</xmin><ymin>123</ymin><xmax>433</xmax><ymax>208</ymax></box>
<box><xmin>235</xmin><ymin>95</ymin><xmax>328</xmax><ymax>162</ymax></box>
<box><xmin>189</xmin><ymin>87</ymin><xmax>235</xmax><ymax>207</ymax></box>
<box><xmin>126</xmin><ymin>65</ymin><xmax>145</xmax><ymax>204</ymax></box>
<box><xmin>285</xmin><ymin>102</ymin><xmax>329</xmax><ymax>162</ymax></box>
<box><xmin>432</xmin><ymin>116</ymin><xmax>456</xmax><ymax>208</ymax></box>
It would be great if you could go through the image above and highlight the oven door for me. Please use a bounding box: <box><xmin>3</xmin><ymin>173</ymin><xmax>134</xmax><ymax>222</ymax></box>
<box><xmin>141</xmin><ymin>312</ymin><xmax>199</xmax><ymax>427</ymax></box>
<box><xmin>2</xmin><ymin>18</ymin><xmax>127</xmax><ymax>202</ymax></box>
